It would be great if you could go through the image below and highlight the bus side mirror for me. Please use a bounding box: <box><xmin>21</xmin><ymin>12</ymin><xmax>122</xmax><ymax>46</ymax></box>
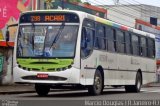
<box><xmin>6</xmin><ymin>30</ymin><xmax>10</xmax><ymax>42</ymax></box>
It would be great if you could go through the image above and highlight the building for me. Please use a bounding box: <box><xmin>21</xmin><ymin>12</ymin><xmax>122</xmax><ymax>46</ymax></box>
<box><xmin>105</xmin><ymin>4</ymin><xmax>160</xmax><ymax>28</ymax></box>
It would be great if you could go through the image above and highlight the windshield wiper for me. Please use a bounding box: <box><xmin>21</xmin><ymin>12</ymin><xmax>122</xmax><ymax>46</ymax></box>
<box><xmin>31</xmin><ymin>23</ymin><xmax>35</xmax><ymax>52</ymax></box>
<box><xmin>17</xmin><ymin>27</ymin><xmax>24</xmax><ymax>56</ymax></box>
<box><xmin>49</xmin><ymin>23</ymin><xmax>65</xmax><ymax>50</ymax></box>
<box><xmin>42</xmin><ymin>26</ymin><xmax>49</xmax><ymax>56</ymax></box>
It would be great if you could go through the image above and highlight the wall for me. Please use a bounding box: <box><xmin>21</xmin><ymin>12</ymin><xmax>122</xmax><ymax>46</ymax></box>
<box><xmin>106</xmin><ymin>5</ymin><xmax>141</xmax><ymax>27</ymax></box>
<box><xmin>0</xmin><ymin>48</ymin><xmax>13</xmax><ymax>85</ymax></box>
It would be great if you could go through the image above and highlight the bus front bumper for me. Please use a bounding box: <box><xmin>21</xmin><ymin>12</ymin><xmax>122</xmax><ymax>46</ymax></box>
<box><xmin>13</xmin><ymin>66</ymin><xmax>81</xmax><ymax>84</ymax></box>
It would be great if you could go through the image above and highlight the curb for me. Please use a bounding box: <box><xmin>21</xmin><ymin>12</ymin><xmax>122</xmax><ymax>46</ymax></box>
<box><xmin>0</xmin><ymin>84</ymin><xmax>35</xmax><ymax>95</ymax></box>
<box><xmin>143</xmin><ymin>83</ymin><xmax>160</xmax><ymax>87</ymax></box>
<box><xmin>0</xmin><ymin>91</ymin><xmax>35</xmax><ymax>95</ymax></box>
<box><xmin>0</xmin><ymin>89</ymin><xmax>75</xmax><ymax>95</ymax></box>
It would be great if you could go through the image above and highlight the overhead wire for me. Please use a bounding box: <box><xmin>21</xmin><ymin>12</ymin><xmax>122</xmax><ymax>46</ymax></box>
<box><xmin>84</xmin><ymin>0</ymin><xmax>160</xmax><ymax>26</ymax></box>
<box><xmin>87</xmin><ymin>0</ymin><xmax>136</xmax><ymax>26</ymax></box>
<box><xmin>93</xmin><ymin>0</ymin><xmax>138</xmax><ymax>18</ymax></box>
<box><xmin>120</xmin><ymin>0</ymin><xmax>160</xmax><ymax>16</ymax></box>
<box><xmin>91</xmin><ymin>0</ymin><xmax>160</xmax><ymax>17</ymax></box>
<box><xmin>93</xmin><ymin>0</ymin><xmax>160</xmax><ymax>22</ymax></box>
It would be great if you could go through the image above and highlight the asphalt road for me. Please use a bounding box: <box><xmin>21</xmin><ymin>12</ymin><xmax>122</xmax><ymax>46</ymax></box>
<box><xmin>0</xmin><ymin>87</ymin><xmax>160</xmax><ymax>106</ymax></box>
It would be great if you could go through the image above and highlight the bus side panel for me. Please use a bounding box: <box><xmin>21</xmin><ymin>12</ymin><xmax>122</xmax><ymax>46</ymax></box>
<box><xmin>80</xmin><ymin>50</ymin><xmax>119</xmax><ymax>86</ymax></box>
<box><xmin>103</xmin><ymin>52</ymin><xmax>119</xmax><ymax>85</ymax></box>
<box><xmin>115</xmin><ymin>54</ymin><xmax>135</xmax><ymax>85</ymax></box>
<box><xmin>80</xmin><ymin>51</ymin><xmax>97</xmax><ymax>85</ymax></box>
<box><xmin>117</xmin><ymin>52</ymin><xmax>156</xmax><ymax>86</ymax></box>
<box><xmin>81</xmin><ymin>50</ymin><xmax>156</xmax><ymax>86</ymax></box>
<box><xmin>140</xmin><ymin>58</ymin><xmax>156</xmax><ymax>84</ymax></box>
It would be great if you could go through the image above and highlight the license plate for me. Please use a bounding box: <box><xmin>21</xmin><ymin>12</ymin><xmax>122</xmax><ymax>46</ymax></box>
<box><xmin>37</xmin><ymin>74</ymin><xmax>48</xmax><ymax>79</ymax></box>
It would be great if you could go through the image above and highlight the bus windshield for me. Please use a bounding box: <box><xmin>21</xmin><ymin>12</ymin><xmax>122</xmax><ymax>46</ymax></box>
<box><xmin>17</xmin><ymin>25</ymin><xmax>78</xmax><ymax>58</ymax></box>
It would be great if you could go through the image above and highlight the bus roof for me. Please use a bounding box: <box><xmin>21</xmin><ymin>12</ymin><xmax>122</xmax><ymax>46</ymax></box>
<box><xmin>21</xmin><ymin>10</ymin><xmax>155</xmax><ymax>39</ymax></box>
<box><xmin>91</xmin><ymin>15</ymin><xmax>155</xmax><ymax>39</ymax></box>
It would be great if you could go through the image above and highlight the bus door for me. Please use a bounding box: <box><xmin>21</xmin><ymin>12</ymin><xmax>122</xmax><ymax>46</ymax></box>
<box><xmin>81</xmin><ymin>26</ymin><xmax>95</xmax><ymax>84</ymax></box>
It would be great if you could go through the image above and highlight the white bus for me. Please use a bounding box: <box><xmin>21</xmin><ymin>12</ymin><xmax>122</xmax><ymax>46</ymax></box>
<box><xmin>13</xmin><ymin>10</ymin><xmax>156</xmax><ymax>96</ymax></box>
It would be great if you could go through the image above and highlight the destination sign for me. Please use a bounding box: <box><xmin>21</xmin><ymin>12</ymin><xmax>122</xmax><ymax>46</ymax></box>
<box><xmin>30</xmin><ymin>15</ymin><xmax>65</xmax><ymax>22</ymax></box>
<box><xmin>20</xmin><ymin>12</ymin><xmax>79</xmax><ymax>23</ymax></box>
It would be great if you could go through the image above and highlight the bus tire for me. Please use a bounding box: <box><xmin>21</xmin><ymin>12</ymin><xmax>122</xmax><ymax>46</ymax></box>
<box><xmin>88</xmin><ymin>69</ymin><xmax>103</xmax><ymax>95</ymax></box>
<box><xmin>125</xmin><ymin>72</ymin><xmax>142</xmax><ymax>93</ymax></box>
<box><xmin>35</xmin><ymin>84</ymin><xmax>50</xmax><ymax>96</ymax></box>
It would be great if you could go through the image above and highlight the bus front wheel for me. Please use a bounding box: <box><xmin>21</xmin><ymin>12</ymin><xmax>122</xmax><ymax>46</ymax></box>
<box><xmin>88</xmin><ymin>69</ymin><xmax>103</xmax><ymax>95</ymax></box>
<box><xmin>35</xmin><ymin>84</ymin><xmax>50</xmax><ymax>96</ymax></box>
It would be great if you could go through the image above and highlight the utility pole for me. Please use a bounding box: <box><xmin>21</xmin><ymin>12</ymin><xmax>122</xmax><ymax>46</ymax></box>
<box><xmin>61</xmin><ymin>0</ymin><xmax>64</xmax><ymax>9</ymax></box>
<box><xmin>113</xmin><ymin>0</ymin><xmax>119</xmax><ymax>5</ymax></box>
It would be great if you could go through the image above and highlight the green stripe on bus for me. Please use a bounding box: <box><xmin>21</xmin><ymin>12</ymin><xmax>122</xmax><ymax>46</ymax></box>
<box><xmin>17</xmin><ymin>58</ymin><xmax>73</xmax><ymax>72</ymax></box>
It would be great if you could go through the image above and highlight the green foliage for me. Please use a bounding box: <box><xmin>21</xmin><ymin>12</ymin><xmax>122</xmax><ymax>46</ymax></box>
<box><xmin>83</xmin><ymin>2</ymin><xmax>91</xmax><ymax>5</ymax></box>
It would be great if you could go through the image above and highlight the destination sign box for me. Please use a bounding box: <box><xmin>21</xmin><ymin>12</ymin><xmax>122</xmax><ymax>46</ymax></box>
<box><xmin>20</xmin><ymin>12</ymin><xmax>79</xmax><ymax>23</ymax></box>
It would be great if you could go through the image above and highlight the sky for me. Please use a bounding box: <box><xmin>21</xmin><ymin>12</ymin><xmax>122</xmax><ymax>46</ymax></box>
<box><xmin>82</xmin><ymin>0</ymin><xmax>160</xmax><ymax>7</ymax></box>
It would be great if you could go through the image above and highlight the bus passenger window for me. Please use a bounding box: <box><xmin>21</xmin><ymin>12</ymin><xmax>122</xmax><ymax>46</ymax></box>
<box><xmin>117</xmin><ymin>30</ymin><xmax>125</xmax><ymax>53</ymax></box>
<box><xmin>140</xmin><ymin>37</ymin><xmax>147</xmax><ymax>57</ymax></box>
<box><xmin>148</xmin><ymin>38</ymin><xmax>155</xmax><ymax>58</ymax></box>
<box><xmin>108</xmin><ymin>29</ymin><xmax>115</xmax><ymax>52</ymax></box>
<box><xmin>81</xmin><ymin>27</ymin><xmax>94</xmax><ymax>58</ymax></box>
<box><xmin>113</xmin><ymin>29</ymin><xmax>117</xmax><ymax>52</ymax></box>
<box><xmin>95</xmin><ymin>25</ymin><xmax>106</xmax><ymax>50</ymax></box>
<box><xmin>132</xmin><ymin>34</ymin><xmax>139</xmax><ymax>56</ymax></box>
<box><xmin>125</xmin><ymin>32</ymin><xmax>132</xmax><ymax>54</ymax></box>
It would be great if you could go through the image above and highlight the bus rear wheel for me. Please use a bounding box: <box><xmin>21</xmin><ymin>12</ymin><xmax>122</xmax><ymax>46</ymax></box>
<box><xmin>88</xmin><ymin>70</ymin><xmax>103</xmax><ymax>95</ymax></box>
<box><xmin>125</xmin><ymin>72</ymin><xmax>142</xmax><ymax>93</ymax></box>
<box><xmin>35</xmin><ymin>84</ymin><xmax>50</xmax><ymax>96</ymax></box>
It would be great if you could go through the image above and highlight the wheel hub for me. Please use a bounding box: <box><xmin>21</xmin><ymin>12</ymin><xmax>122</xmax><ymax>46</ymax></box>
<box><xmin>95</xmin><ymin>76</ymin><xmax>101</xmax><ymax>90</ymax></box>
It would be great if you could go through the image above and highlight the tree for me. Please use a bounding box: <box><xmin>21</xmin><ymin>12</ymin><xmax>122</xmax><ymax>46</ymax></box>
<box><xmin>45</xmin><ymin>0</ymin><xmax>53</xmax><ymax>9</ymax></box>
<box><xmin>83</xmin><ymin>2</ymin><xmax>91</xmax><ymax>5</ymax></box>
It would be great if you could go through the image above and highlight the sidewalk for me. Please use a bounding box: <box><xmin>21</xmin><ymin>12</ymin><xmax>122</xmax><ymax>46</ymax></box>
<box><xmin>0</xmin><ymin>84</ymin><xmax>35</xmax><ymax>94</ymax></box>
<box><xmin>0</xmin><ymin>84</ymin><xmax>75</xmax><ymax>95</ymax></box>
